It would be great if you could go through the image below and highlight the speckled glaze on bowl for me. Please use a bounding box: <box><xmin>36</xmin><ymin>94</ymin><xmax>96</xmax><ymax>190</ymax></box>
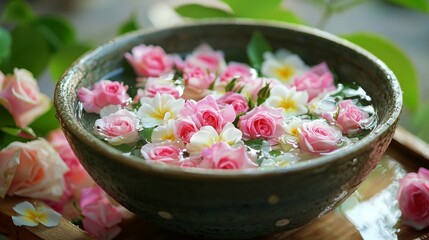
<box><xmin>54</xmin><ymin>20</ymin><xmax>402</xmax><ymax>239</ymax></box>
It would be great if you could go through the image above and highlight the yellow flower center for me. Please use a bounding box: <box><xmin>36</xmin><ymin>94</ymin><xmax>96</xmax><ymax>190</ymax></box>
<box><xmin>279</xmin><ymin>98</ymin><xmax>296</xmax><ymax>112</ymax></box>
<box><xmin>275</xmin><ymin>65</ymin><xmax>294</xmax><ymax>81</ymax></box>
<box><xmin>290</xmin><ymin>127</ymin><xmax>299</xmax><ymax>137</ymax></box>
<box><xmin>149</xmin><ymin>107</ymin><xmax>171</xmax><ymax>121</ymax></box>
<box><xmin>25</xmin><ymin>209</ymin><xmax>47</xmax><ymax>223</ymax></box>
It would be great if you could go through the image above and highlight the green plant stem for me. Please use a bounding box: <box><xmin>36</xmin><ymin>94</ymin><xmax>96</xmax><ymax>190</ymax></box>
<box><xmin>318</xmin><ymin>0</ymin><xmax>335</xmax><ymax>29</ymax></box>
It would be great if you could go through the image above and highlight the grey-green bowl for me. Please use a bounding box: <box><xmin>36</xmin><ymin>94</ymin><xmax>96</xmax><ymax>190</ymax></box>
<box><xmin>54</xmin><ymin>20</ymin><xmax>402</xmax><ymax>239</ymax></box>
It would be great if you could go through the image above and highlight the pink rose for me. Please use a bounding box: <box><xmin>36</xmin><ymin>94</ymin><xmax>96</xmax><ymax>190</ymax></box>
<box><xmin>183</xmin><ymin>66</ymin><xmax>215</xmax><ymax>91</ymax></box>
<box><xmin>145</xmin><ymin>84</ymin><xmax>180</xmax><ymax>99</ymax></box>
<box><xmin>48</xmin><ymin>130</ymin><xmax>93</xmax><ymax>196</ymax></box>
<box><xmin>298</xmin><ymin>120</ymin><xmax>342</xmax><ymax>154</ymax></box>
<box><xmin>141</xmin><ymin>142</ymin><xmax>182</xmax><ymax>165</ymax></box>
<box><xmin>217</xmin><ymin>92</ymin><xmax>249</xmax><ymax>115</ymax></box>
<box><xmin>398</xmin><ymin>168</ymin><xmax>429</xmax><ymax>230</ymax></box>
<box><xmin>219</xmin><ymin>62</ymin><xmax>253</xmax><ymax>89</ymax></box>
<box><xmin>0</xmin><ymin>68</ymin><xmax>50</xmax><ymax>127</ymax></box>
<box><xmin>94</xmin><ymin>109</ymin><xmax>140</xmax><ymax>146</ymax></box>
<box><xmin>185</xmin><ymin>43</ymin><xmax>226</xmax><ymax>72</ymax></box>
<box><xmin>174</xmin><ymin>117</ymin><xmax>199</xmax><ymax>144</ymax></box>
<box><xmin>78</xmin><ymin>80</ymin><xmax>130</xmax><ymax>114</ymax></box>
<box><xmin>291</xmin><ymin>62</ymin><xmax>336</xmax><ymax>101</ymax></box>
<box><xmin>0</xmin><ymin>139</ymin><xmax>68</xmax><ymax>201</ymax></box>
<box><xmin>80</xmin><ymin>186</ymin><xmax>122</xmax><ymax>240</ymax></box>
<box><xmin>178</xmin><ymin>156</ymin><xmax>202</xmax><ymax>168</ymax></box>
<box><xmin>238</xmin><ymin>105</ymin><xmax>283</xmax><ymax>143</ymax></box>
<box><xmin>180</xmin><ymin>95</ymin><xmax>236</xmax><ymax>133</ymax></box>
<box><xmin>243</xmin><ymin>77</ymin><xmax>279</xmax><ymax>101</ymax></box>
<box><xmin>124</xmin><ymin>44</ymin><xmax>173</xmax><ymax>77</ymax></box>
<box><xmin>199</xmin><ymin>142</ymin><xmax>257</xmax><ymax>169</ymax></box>
<box><xmin>336</xmin><ymin>100</ymin><xmax>369</xmax><ymax>135</ymax></box>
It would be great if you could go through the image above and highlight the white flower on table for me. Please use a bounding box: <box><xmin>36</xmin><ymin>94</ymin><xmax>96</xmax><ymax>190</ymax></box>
<box><xmin>137</xmin><ymin>93</ymin><xmax>185</xmax><ymax>128</ymax></box>
<box><xmin>265</xmin><ymin>85</ymin><xmax>308</xmax><ymax>117</ymax></box>
<box><xmin>12</xmin><ymin>201</ymin><xmax>61</xmax><ymax>227</ymax></box>
<box><xmin>261</xmin><ymin>49</ymin><xmax>309</xmax><ymax>83</ymax></box>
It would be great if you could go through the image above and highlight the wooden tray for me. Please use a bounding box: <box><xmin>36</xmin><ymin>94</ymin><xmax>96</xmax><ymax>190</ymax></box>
<box><xmin>2</xmin><ymin>126</ymin><xmax>429</xmax><ymax>240</ymax></box>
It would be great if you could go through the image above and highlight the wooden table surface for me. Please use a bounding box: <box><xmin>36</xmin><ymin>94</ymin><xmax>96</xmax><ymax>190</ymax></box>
<box><xmin>1</xmin><ymin>126</ymin><xmax>429</xmax><ymax>240</ymax></box>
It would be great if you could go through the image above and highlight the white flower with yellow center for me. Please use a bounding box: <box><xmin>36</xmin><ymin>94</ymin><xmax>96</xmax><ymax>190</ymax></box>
<box><xmin>261</xmin><ymin>49</ymin><xmax>309</xmax><ymax>83</ymax></box>
<box><xmin>265</xmin><ymin>85</ymin><xmax>308</xmax><ymax>117</ymax></box>
<box><xmin>151</xmin><ymin>120</ymin><xmax>177</xmax><ymax>143</ymax></box>
<box><xmin>12</xmin><ymin>201</ymin><xmax>61</xmax><ymax>227</ymax></box>
<box><xmin>137</xmin><ymin>93</ymin><xmax>185</xmax><ymax>128</ymax></box>
<box><xmin>186</xmin><ymin>122</ymin><xmax>242</xmax><ymax>155</ymax></box>
<box><xmin>279</xmin><ymin>117</ymin><xmax>308</xmax><ymax>151</ymax></box>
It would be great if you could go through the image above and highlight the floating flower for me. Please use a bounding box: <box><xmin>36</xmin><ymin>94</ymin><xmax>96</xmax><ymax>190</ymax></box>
<box><xmin>298</xmin><ymin>120</ymin><xmax>342</xmax><ymax>154</ymax></box>
<box><xmin>398</xmin><ymin>167</ymin><xmax>429</xmax><ymax>230</ymax></box>
<box><xmin>265</xmin><ymin>85</ymin><xmax>308</xmax><ymax>117</ymax></box>
<box><xmin>186</xmin><ymin>123</ymin><xmax>242</xmax><ymax>155</ymax></box>
<box><xmin>0</xmin><ymin>68</ymin><xmax>50</xmax><ymax>127</ymax></box>
<box><xmin>261</xmin><ymin>49</ymin><xmax>309</xmax><ymax>83</ymax></box>
<box><xmin>174</xmin><ymin>117</ymin><xmax>199</xmax><ymax>144</ymax></box>
<box><xmin>80</xmin><ymin>186</ymin><xmax>123</xmax><ymax>240</ymax></box>
<box><xmin>182</xmin><ymin>65</ymin><xmax>216</xmax><ymax>99</ymax></box>
<box><xmin>78</xmin><ymin>80</ymin><xmax>130</xmax><ymax>114</ymax></box>
<box><xmin>125</xmin><ymin>44</ymin><xmax>174</xmax><ymax>77</ymax></box>
<box><xmin>137</xmin><ymin>93</ymin><xmax>185</xmax><ymax>128</ymax></box>
<box><xmin>0</xmin><ymin>139</ymin><xmax>68</xmax><ymax>201</ymax></box>
<box><xmin>241</xmin><ymin>77</ymin><xmax>279</xmax><ymax>101</ymax></box>
<box><xmin>279</xmin><ymin>117</ymin><xmax>308</xmax><ymax>151</ymax></box>
<box><xmin>185</xmin><ymin>43</ymin><xmax>226</xmax><ymax>73</ymax></box>
<box><xmin>336</xmin><ymin>99</ymin><xmax>369</xmax><ymax>135</ymax></box>
<box><xmin>94</xmin><ymin>109</ymin><xmax>141</xmax><ymax>146</ymax></box>
<box><xmin>217</xmin><ymin>92</ymin><xmax>249</xmax><ymax>115</ymax></box>
<box><xmin>291</xmin><ymin>62</ymin><xmax>336</xmax><ymax>101</ymax></box>
<box><xmin>238</xmin><ymin>105</ymin><xmax>284</xmax><ymax>143</ymax></box>
<box><xmin>152</xmin><ymin>120</ymin><xmax>177</xmax><ymax>143</ymax></box>
<box><xmin>199</xmin><ymin>142</ymin><xmax>257</xmax><ymax>169</ymax></box>
<box><xmin>12</xmin><ymin>201</ymin><xmax>61</xmax><ymax>227</ymax></box>
<box><xmin>141</xmin><ymin>142</ymin><xmax>182</xmax><ymax>165</ymax></box>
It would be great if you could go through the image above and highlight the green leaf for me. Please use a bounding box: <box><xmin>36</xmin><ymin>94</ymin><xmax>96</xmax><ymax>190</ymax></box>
<box><xmin>221</xmin><ymin>0</ymin><xmax>282</xmax><ymax>14</ymax></box>
<box><xmin>139</xmin><ymin>127</ymin><xmax>156</xmax><ymax>142</ymax></box>
<box><xmin>32</xmin><ymin>16</ymin><xmax>76</xmax><ymax>52</ymax></box>
<box><xmin>387</xmin><ymin>0</ymin><xmax>429</xmax><ymax>13</ymax></box>
<box><xmin>2</xmin><ymin>0</ymin><xmax>35</xmax><ymax>23</ymax></box>
<box><xmin>49</xmin><ymin>43</ymin><xmax>91</xmax><ymax>81</ymax></box>
<box><xmin>29</xmin><ymin>105</ymin><xmax>60</xmax><ymax>136</ymax></box>
<box><xmin>3</xmin><ymin>24</ymin><xmax>51</xmax><ymax>77</ymax></box>
<box><xmin>0</xmin><ymin>27</ymin><xmax>12</xmax><ymax>64</ymax></box>
<box><xmin>341</xmin><ymin>32</ymin><xmax>419</xmax><ymax>111</ymax></box>
<box><xmin>225</xmin><ymin>77</ymin><xmax>239</xmax><ymax>92</ymax></box>
<box><xmin>0</xmin><ymin>126</ymin><xmax>37</xmax><ymax>148</ymax></box>
<box><xmin>247</xmin><ymin>31</ymin><xmax>272</xmax><ymax>73</ymax></box>
<box><xmin>175</xmin><ymin>4</ymin><xmax>233</xmax><ymax>19</ymax></box>
<box><xmin>244</xmin><ymin>138</ymin><xmax>271</xmax><ymax>151</ymax></box>
<box><xmin>117</xmin><ymin>16</ymin><xmax>139</xmax><ymax>35</ymax></box>
<box><xmin>0</xmin><ymin>105</ymin><xmax>16</xmax><ymax>128</ymax></box>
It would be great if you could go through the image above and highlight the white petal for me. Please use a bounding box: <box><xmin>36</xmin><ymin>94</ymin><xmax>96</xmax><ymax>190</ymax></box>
<box><xmin>220</xmin><ymin>123</ymin><xmax>242</xmax><ymax>145</ymax></box>
<box><xmin>38</xmin><ymin>207</ymin><xmax>62</xmax><ymax>227</ymax></box>
<box><xmin>12</xmin><ymin>215</ymin><xmax>39</xmax><ymax>227</ymax></box>
<box><xmin>13</xmin><ymin>201</ymin><xmax>36</xmax><ymax>215</ymax></box>
<box><xmin>187</xmin><ymin>126</ymin><xmax>218</xmax><ymax>154</ymax></box>
<box><xmin>100</xmin><ymin>105</ymin><xmax>121</xmax><ymax>117</ymax></box>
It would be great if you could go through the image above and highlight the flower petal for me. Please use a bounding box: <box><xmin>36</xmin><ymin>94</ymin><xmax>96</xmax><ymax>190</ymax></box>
<box><xmin>38</xmin><ymin>207</ymin><xmax>62</xmax><ymax>227</ymax></box>
<box><xmin>13</xmin><ymin>201</ymin><xmax>36</xmax><ymax>215</ymax></box>
<box><xmin>12</xmin><ymin>215</ymin><xmax>39</xmax><ymax>227</ymax></box>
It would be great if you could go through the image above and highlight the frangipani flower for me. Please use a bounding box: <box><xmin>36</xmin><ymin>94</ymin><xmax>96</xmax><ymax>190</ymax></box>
<box><xmin>261</xmin><ymin>49</ymin><xmax>309</xmax><ymax>83</ymax></box>
<box><xmin>279</xmin><ymin>117</ymin><xmax>308</xmax><ymax>151</ymax></box>
<box><xmin>12</xmin><ymin>201</ymin><xmax>61</xmax><ymax>227</ymax></box>
<box><xmin>151</xmin><ymin>120</ymin><xmax>177</xmax><ymax>143</ymax></box>
<box><xmin>137</xmin><ymin>93</ymin><xmax>185</xmax><ymax>128</ymax></box>
<box><xmin>265</xmin><ymin>85</ymin><xmax>308</xmax><ymax>117</ymax></box>
<box><xmin>186</xmin><ymin>123</ymin><xmax>242</xmax><ymax>155</ymax></box>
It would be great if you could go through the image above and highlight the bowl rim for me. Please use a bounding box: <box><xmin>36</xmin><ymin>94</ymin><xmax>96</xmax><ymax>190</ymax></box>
<box><xmin>54</xmin><ymin>19</ymin><xmax>402</xmax><ymax>179</ymax></box>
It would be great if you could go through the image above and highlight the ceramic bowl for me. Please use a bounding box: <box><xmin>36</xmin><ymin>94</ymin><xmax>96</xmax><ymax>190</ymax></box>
<box><xmin>54</xmin><ymin>20</ymin><xmax>402</xmax><ymax>239</ymax></box>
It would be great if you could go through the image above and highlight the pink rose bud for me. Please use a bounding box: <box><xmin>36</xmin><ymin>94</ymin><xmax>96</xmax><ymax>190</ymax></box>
<box><xmin>219</xmin><ymin>62</ymin><xmax>253</xmax><ymax>87</ymax></box>
<box><xmin>199</xmin><ymin>142</ymin><xmax>257</xmax><ymax>169</ymax></box>
<box><xmin>0</xmin><ymin>68</ymin><xmax>50</xmax><ymax>127</ymax></box>
<box><xmin>398</xmin><ymin>168</ymin><xmax>429</xmax><ymax>230</ymax></box>
<box><xmin>78</xmin><ymin>80</ymin><xmax>130</xmax><ymax>114</ymax></box>
<box><xmin>94</xmin><ymin>109</ymin><xmax>140</xmax><ymax>146</ymax></box>
<box><xmin>124</xmin><ymin>44</ymin><xmax>174</xmax><ymax>77</ymax></box>
<box><xmin>0</xmin><ymin>139</ymin><xmax>69</xmax><ymax>201</ymax></box>
<box><xmin>291</xmin><ymin>62</ymin><xmax>336</xmax><ymax>101</ymax></box>
<box><xmin>185</xmin><ymin>43</ymin><xmax>226</xmax><ymax>72</ymax></box>
<box><xmin>174</xmin><ymin>117</ymin><xmax>199</xmax><ymax>144</ymax></box>
<box><xmin>336</xmin><ymin>100</ymin><xmax>369</xmax><ymax>135</ymax></box>
<box><xmin>298</xmin><ymin>120</ymin><xmax>342</xmax><ymax>154</ymax></box>
<box><xmin>80</xmin><ymin>186</ymin><xmax>123</xmax><ymax>240</ymax></box>
<box><xmin>238</xmin><ymin>105</ymin><xmax>284</xmax><ymax>143</ymax></box>
<box><xmin>141</xmin><ymin>142</ymin><xmax>182</xmax><ymax>165</ymax></box>
<box><xmin>217</xmin><ymin>92</ymin><xmax>249</xmax><ymax>115</ymax></box>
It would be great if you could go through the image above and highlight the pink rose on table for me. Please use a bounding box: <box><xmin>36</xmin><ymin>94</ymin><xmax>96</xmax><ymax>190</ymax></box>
<box><xmin>298</xmin><ymin>120</ymin><xmax>342</xmax><ymax>154</ymax></box>
<box><xmin>78</xmin><ymin>80</ymin><xmax>130</xmax><ymax>114</ymax></box>
<box><xmin>199</xmin><ymin>142</ymin><xmax>257</xmax><ymax>170</ymax></box>
<box><xmin>94</xmin><ymin>109</ymin><xmax>140</xmax><ymax>146</ymax></box>
<box><xmin>0</xmin><ymin>139</ymin><xmax>68</xmax><ymax>201</ymax></box>
<box><xmin>0</xmin><ymin>68</ymin><xmax>50</xmax><ymax>127</ymax></box>
<box><xmin>397</xmin><ymin>168</ymin><xmax>429</xmax><ymax>230</ymax></box>
<box><xmin>80</xmin><ymin>186</ymin><xmax>122</xmax><ymax>240</ymax></box>
<box><xmin>180</xmin><ymin>95</ymin><xmax>236</xmax><ymax>133</ymax></box>
<box><xmin>124</xmin><ymin>44</ymin><xmax>173</xmax><ymax>77</ymax></box>
<box><xmin>336</xmin><ymin>100</ymin><xmax>369</xmax><ymax>135</ymax></box>
<box><xmin>48</xmin><ymin>130</ymin><xmax>93</xmax><ymax>196</ymax></box>
<box><xmin>238</xmin><ymin>105</ymin><xmax>284</xmax><ymax>143</ymax></box>
<box><xmin>174</xmin><ymin>117</ymin><xmax>199</xmax><ymax>144</ymax></box>
<box><xmin>291</xmin><ymin>62</ymin><xmax>336</xmax><ymax>101</ymax></box>
<box><xmin>217</xmin><ymin>92</ymin><xmax>249</xmax><ymax>115</ymax></box>
<box><xmin>141</xmin><ymin>142</ymin><xmax>182</xmax><ymax>165</ymax></box>
<box><xmin>185</xmin><ymin>43</ymin><xmax>226</xmax><ymax>72</ymax></box>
